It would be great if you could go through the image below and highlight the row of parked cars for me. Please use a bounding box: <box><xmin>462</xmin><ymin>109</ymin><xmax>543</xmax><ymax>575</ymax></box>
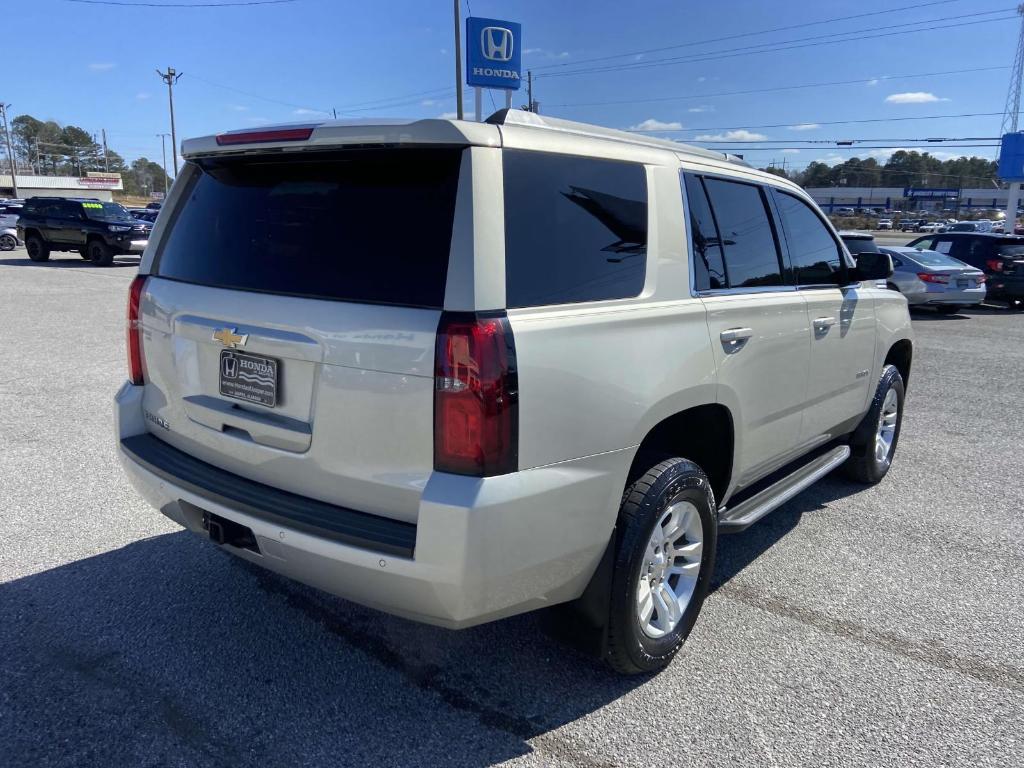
<box><xmin>840</xmin><ymin>230</ymin><xmax>1024</xmax><ymax>313</ymax></box>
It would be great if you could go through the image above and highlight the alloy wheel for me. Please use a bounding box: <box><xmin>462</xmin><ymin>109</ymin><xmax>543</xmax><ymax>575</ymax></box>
<box><xmin>636</xmin><ymin>499</ymin><xmax>704</xmax><ymax>639</ymax></box>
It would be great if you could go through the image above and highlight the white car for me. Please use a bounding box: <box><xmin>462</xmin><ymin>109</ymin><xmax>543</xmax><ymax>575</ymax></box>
<box><xmin>877</xmin><ymin>218</ymin><xmax>893</xmax><ymax>230</ymax></box>
<box><xmin>115</xmin><ymin>112</ymin><xmax>913</xmax><ymax>674</ymax></box>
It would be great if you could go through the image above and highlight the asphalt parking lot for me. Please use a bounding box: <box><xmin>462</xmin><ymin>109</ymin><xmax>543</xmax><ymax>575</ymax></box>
<box><xmin>1</xmin><ymin>249</ymin><xmax>1022</xmax><ymax>768</ymax></box>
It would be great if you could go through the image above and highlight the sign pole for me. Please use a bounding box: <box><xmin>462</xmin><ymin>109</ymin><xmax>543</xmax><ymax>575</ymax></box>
<box><xmin>453</xmin><ymin>0</ymin><xmax>464</xmax><ymax>120</ymax></box>
<box><xmin>1007</xmin><ymin>183</ymin><xmax>1021</xmax><ymax>232</ymax></box>
<box><xmin>474</xmin><ymin>88</ymin><xmax>482</xmax><ymax>122</ymax></box>
<box><xmin>505</xmin><ymin>90</ymin><xmax>512</xmax><ymax>110</ymax></box>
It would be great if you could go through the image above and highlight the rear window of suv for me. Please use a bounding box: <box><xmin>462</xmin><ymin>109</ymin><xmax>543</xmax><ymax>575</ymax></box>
<box><xmin>503</xmin><ymin>150</ymin><xmax>648</xmax><ymax>308</ymax></box>
<box><xmin>154</xmin><ymin>149</ymin><xmax>463</xmax><ymax>308</ymax></box>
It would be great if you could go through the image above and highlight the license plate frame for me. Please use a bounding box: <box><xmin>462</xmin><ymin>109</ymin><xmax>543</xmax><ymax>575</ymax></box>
<box><xmin>219</xmin><ymin>349</ymin><xmax>279</xmax><ymax>407</ymax></box>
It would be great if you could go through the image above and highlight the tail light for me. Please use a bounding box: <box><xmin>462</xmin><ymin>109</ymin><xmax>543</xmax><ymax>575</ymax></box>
<box><xmin>127</xmin><ymin>275</ymin><xmax>147</xmax><ymax>384</ymax></box>
<box><xmin>434</xmin><ymin>312</ymin><xmax>518</xmax><ymax>476</ymax></box>
<box><xmin>985</xmin><ymin>258</ymin><xmax>1004</xmax><ymax>272</ymax></box>
<box><xmin>976</xmin><ymin>274</ymin><xmax>987</xmax><ymax>284</ymax></box>
<box><xmin>917</xmin><ymin>273</ymin><xmax>949</xmax><ymax>284</ymax></box>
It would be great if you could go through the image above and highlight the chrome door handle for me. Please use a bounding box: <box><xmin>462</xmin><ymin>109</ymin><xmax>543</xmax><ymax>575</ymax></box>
<box><xmin>813</xmin><ymin>316</ymin><xmax>837</xmax><ymax>331</ymax></box>
<box><xmin>720</xmin><ymin>327</ymin><xmax>753</xmax><ymax>343</ymax></box>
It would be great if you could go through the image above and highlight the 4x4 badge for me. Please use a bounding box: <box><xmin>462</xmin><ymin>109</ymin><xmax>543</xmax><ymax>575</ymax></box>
<box><xmin>212</xmin><ymin>327</ymin><xmax>248</xmax><ymax>348</ymax></box>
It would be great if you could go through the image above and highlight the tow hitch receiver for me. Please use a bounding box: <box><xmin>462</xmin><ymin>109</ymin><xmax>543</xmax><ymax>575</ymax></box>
<box><xmin>201</xmin><ymin>510</ymin><xmax>260</xmax><ymax>553</ymax></box>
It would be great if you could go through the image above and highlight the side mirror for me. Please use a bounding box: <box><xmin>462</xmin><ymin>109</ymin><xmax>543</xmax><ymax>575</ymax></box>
<box><xmin>853</xmin><ymin>251</ymin><xmax>893</xmax><ymax>281</ymax></box>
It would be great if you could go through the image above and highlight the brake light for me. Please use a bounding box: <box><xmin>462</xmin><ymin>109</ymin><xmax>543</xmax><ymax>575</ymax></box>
<box><xmin>434</xmin><ymin>312</ymin><xmax>518</xmax><ymax>476</ymax></box>
<box><xmin>127</xmin><ymin>275</ymin><xmax>147</xmax><ymax>385</ymax></box>
<box><xmin>215</xmin><ymin>126</ymin><xmax>315</xmax><ymax>145</ymax></box>
<box><xmin>917</xmin><ymin>273</ymin><xmax>949</xmax><ymax>284</ymax></box>
<box><xmin>986</xmin><ymin>259</ymin><xmax>1004</xmax><ymax>272</ymax></box>
<box><xmin>976</xmin><ymin>274</ymin><xmax>987</xmax><ymax>284</ymax></box>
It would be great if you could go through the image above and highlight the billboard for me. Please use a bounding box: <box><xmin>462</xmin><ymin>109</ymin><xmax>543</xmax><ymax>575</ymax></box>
<box><xmin>998</xmin><ymin>132</ymin><xmax>1024</xmax><ymax>181</ymax></box>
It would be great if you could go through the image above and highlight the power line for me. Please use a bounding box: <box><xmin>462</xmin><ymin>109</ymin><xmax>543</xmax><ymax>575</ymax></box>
<box><xmin>693</xmin><ymin>137</ymin><xmax>999</xmax><ymax>144</ymax></box>
<box><xmin>530</xmin><ymin>0</ymin><xmax>969</xmax><ymax>72</ymax></box>
<box><xmin>186</xmin><ymin>72</ymin><xmax>333</xmax><ymax>115</ymax></box>
<box><xmin>627</xmin><ymin>112</ymin><xmax>1003</xmax><ymax>133</ymax></box>
<box><xmin>537</xmin><ymin>10</ymin><xmax>1016</xmax><ymax>79</ymax></box>
<box><xmin>549</xmin><ymin>66</ymin><xmax>1009</xmax><ymax>108</ymax></box>
<box><xmin>62</xmin><ymin>0</ymin><xmax>297</xmax><ymax>6</ymax></box>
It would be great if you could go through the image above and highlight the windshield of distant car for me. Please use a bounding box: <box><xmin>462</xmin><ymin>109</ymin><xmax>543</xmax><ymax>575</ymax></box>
<box><xmin>906</xmin><ymin>250</ymin><xmax>967</xmax><ymax>268</ymax></box>
<box><xmin>82</xmin><ymin>201</ymin><xmax>135</xmax><ymax>223</ymax></box>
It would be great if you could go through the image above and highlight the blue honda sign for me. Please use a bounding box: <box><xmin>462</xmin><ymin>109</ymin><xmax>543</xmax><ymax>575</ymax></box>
<box><xmin>466</xmin><ymin>17</ymin><xmax>522</xmax><ymax>91</ymax></box>
<box><xmin>998</xmin><ymin>132</ymin><xmax>1024</xmax><ymax>181</ymax></box>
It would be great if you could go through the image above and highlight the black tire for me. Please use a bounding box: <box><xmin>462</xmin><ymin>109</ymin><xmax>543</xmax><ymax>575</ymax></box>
<box><xmin>605</xmin><ymin>458</ymin><xmax>718</xmax><ymax>675</ymax></box>
<box><xmin>26</xmin><ymin>235</ymin><xmax>50</xmax><ymax>262</ymax></box>
<box><xmin>87</xmin><ymin>239</ymin><xmax>114</xmax><ymax>266</ymax></box>
<box><xmin>843</xmin><ymin>364</ymin><xmax>905</xmax><ymax>484</ymax></box>
<box><xmin>78</xmin><ymin>248</ymin><xmax>90</xmax><ymax>260</ymax></box>
<box><xmin>934</xmin><ymin>305</ymin><xmax>961</xmax><ymax>315</ymax></box>
<box><xmin>0</xmin><ymin>233</ymin><xmax>16</xmax><ymax>251</ymax></box>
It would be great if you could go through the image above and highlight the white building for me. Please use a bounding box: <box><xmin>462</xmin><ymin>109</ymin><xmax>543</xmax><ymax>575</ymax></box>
<box><xmin>0</xmin><ymin>172</ymin><xmax>123</xmax><ymax>201</ymax></box>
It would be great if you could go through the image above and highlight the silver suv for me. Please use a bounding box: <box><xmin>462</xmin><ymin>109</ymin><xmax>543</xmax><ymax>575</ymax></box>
<box><xmin>116</xmin><ymin>111</ymin><xmax>912</xmax><ymax>674</ymax></box>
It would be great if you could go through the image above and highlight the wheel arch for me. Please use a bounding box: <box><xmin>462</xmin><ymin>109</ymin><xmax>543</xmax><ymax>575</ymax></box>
<box><xmin>884</xmin><ymin>338</ymin><xmax>913</xmax><ymax>388</ymax></box>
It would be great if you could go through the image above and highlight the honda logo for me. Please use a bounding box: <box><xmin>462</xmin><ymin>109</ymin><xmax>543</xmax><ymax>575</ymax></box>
<box><xmin>221</xmin><ymin>354</ymin><xmax>238</xmax><ymax>379</ymax></box>
<box><xmin>481</xmin><ymin>26</ymin><xmax>513</xmax><ymax>62</ymax></box>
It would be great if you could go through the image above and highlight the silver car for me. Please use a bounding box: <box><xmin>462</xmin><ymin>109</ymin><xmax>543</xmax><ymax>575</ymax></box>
<box><xmin>880</xmin><ymin>246</ymin><xmax>986</xmax><ymax>313</ymax></box>
<box><xmin>0</xmin><ymin>227</ymin><xmax>21</xmax><ymax>251</ymax></box>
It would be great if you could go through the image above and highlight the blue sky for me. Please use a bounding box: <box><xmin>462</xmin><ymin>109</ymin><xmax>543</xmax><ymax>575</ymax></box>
<box><xmin>5</xmin><ymin>0</ymin><xmax>1019</xmax><ymax>172</ymax></box>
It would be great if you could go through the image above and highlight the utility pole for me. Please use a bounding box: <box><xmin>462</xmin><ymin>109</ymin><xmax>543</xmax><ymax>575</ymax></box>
<box><xmin>156</xmin><ymin>67</ymin><xmax>182</xmax><ymax>175</ymax></box>
<box><xmin>101</xmin><ymin>128</ymin><xmax>109</xmax><ymax>172</ymax></box>
<box><xmin>527</xmin><ymin>71</ymin><xmax>533</xmax><ymax>112</ymax></box>
<box><xmin>0</xmin><ymin>103</ymin><xmax>18</xmax><ymax>198</ymax></box>
<box><xmin>157</xmin><ymin>133</ymin><xmax>170</xmax><ymax>195</ymax></box>
<box><xmin>453</xmin><ymin>0</ymin><xmax>463</xmax><ymax>120</ymax></box>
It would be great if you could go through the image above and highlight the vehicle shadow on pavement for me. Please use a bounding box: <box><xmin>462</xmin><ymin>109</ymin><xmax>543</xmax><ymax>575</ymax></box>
<box><xmin>711</xmin><ymin>473</ymin><xmax>863</xmax><ymax>591</ymax></box>
<box><xmin>0</xmin><ymin>256</ymin><xmax>140</xmax><ymax>269</ymax></box>
<box><xmin>0</xmin><ymin>531</ymin><xmax>645</xmax><ymax>767</ymax></box>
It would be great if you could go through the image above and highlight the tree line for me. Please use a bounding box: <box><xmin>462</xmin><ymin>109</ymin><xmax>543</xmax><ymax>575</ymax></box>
<box><xmin>2</xmin><ymin>113</ymin><xmax>171</xmax><ymax>198</ymax></box>
<box><xmin>760</xmin><ymin>150</ymin><xmax>1000</xmax><ymax>190</ymax></box>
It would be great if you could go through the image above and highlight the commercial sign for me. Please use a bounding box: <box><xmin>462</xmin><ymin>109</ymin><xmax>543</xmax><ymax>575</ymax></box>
<box><xmin>998</xmin><ymin>132</ymin><xmax>1024</xmax><ymax>181</ymax></box>
<box><xmin>466</xmin><ymin>17</ymin><xmax>522</xmax><ymax>90</ymax></box>
<box><xmin>903</xmin><ymin>188</ymin><xmax>959</xmax><ymax>199</ymax></box>
<box><xmin>78</xmin><ymin>176</ymin><xmax>121</xmax><ymax>187</ymax></box>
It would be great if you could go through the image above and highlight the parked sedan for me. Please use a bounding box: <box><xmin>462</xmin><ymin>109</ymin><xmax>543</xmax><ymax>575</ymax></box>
<box><xmin>877</xmin><ymin>218</ymin><xmax>893</xmax><ymax>230</ymax></box>
<box><xmin>0</xmin><ymin>227</ymin><xmax>22</xmax><ymax>251</ymax></box>
<box><xmin>880</xmin><ymin>246</ymin><xmax>985</xmax><ymax>314</ymax></box>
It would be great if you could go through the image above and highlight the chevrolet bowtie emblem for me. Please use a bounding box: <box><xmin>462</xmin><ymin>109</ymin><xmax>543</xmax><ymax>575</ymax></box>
<box><xmin>212</xmin><ymin>327</ymin><xmax>248</xmax><ymax>348</ymax></box>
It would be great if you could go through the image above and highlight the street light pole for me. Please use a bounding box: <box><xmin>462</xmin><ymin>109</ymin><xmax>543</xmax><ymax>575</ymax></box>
<box><xmin>453</xmin><ymin>0</ymin><xmax>463</xmax><ymax>120</ymax></box>
<box><xmin>156</xmin><ymin>67</ymin><xmax>182</xmax><ymax>175</ymax></box>
<box><xmin>0</xmin><ymin>103</ymin><xmax>19</xmax><ymax>198</ymax></box>
<box><xmin>157</xmin><ymin>133</ymin><xmax>170</xmax><ymax>195</ymax></box>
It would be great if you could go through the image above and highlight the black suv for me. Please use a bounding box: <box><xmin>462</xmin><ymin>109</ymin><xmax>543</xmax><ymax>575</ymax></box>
<box><xmin>906</xmin><ymin>232</ymin><xmax>1024</xmax><ymax>309</ymax></box>
<box><xmin>17</xmin><ymin>197</ymin><xmax>150</xmax><ymax>266</ymax></box>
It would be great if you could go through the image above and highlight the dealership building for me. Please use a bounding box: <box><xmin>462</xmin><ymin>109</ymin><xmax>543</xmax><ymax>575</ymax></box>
<box><xmin>0</xmin><ymin>172</ymin><xmax>123</xmax><ymax>201</ymax></box>
<box><xmin>805</xmin><ymin>186</ymin><xmax>1018</xmax><ymax>213</ymax></box>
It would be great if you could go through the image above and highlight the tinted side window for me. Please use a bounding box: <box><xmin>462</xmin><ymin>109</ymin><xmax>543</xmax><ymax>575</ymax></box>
<box><xmin>683</xmin><ymin>173</ymin><xmax>726</xmax><ymax>290</ymax></box>
<box><xmin>773</xmin><ymin>191</ymin><xmax>842</xmax><ymax>285</ymax></box>
<box><xmin>702</xmin><ymin>178</ymin><xmax>783</xmax><ymax>288</ymax></box>
<box><xmin>503</xmin><ymin>150</ymin><xmax>647</xmax><ymax>308</ymax></box>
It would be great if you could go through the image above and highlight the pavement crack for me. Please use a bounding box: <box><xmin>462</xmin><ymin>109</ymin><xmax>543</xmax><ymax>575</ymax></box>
<box><xmin>713</xmin><ymin>582</ymin><xmax>1024</xmax><ymax>693</ymax></box>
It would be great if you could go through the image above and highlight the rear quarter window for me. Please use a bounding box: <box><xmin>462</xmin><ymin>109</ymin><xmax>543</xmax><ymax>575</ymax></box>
<box><xmin>153</xmin><ymin>149</ymin><xmax>463</xmax><ymax>308</ymax></box>
<box><xmin>502</xmin><ymin>150</ymin><xmax>647</xmax><ymax>308</ymax></box>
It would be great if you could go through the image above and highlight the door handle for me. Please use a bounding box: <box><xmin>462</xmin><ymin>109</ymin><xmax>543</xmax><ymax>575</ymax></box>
<box><xmin>720</xmin><ymin>327</ymin><xmax>753</xmax><ymax>343</ymax></box>
<box><xmin>813</xmin><ymin>316</ymin><xmax>837</xmax><ymax>331</ymax></box>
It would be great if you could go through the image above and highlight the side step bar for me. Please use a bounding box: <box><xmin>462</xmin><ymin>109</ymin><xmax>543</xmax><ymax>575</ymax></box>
<box><xmin>717</xmin><ymin>445</ymin><xmax>851</xmax><ymax>534</ymax></box>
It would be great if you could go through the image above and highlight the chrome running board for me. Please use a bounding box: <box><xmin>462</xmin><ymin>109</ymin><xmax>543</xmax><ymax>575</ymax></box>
<box><xmin>717</xmin><ymin>445</ymin><xmax>851</xmax><ymax>534</ymax></box>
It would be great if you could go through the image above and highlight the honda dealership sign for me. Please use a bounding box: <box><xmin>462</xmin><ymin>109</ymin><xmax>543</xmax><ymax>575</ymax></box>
<box><xmin>466</xmin><ymin>17</ymin><xmax>522</xmax><ymax>90</ymax></box>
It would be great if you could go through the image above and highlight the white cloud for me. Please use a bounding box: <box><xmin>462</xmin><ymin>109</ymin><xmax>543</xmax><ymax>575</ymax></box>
<box><xmin>782</xmin><ymin>149</ymin><xmax>801</xmax><ymax>154</ymax></box>
<box><xmin>788</xmin><ymin>123</ymin><xmax>819</xmax><ymax>131</ymax></box>
<box><xmin>89</xmin><ymin>62</ymin><xmax>115</xmax><ymax>72</ymax></box>
<box><xmin>867</xmin><ymin>78</ymin><xmax>880</xmax><ymax>86</ymax></box>
<box><xmin>244</xmin><ymin>116</ymin><xmax>271</xmax><ymax>124</ymax></box>
<box><xmin>524</xmin><ymin>48</ymin><xmax>570</xmax><ymax>59</ymax></box>
<box><xmin>694</xmin><ymin>129</ymin><xmax>768</xmax><ymax>141</ymax></box>
<box><xmin>420</xmin><ymin>98</ymin><xmax>439</xmax><ymax>107</ymax></box>
<box><xmin>438</xmin><ymin>111</ymin><xmax>459</xmax><ymax>119</ymax></box>
<box><xmin>228</xmin><ymin>104</ymin><xmax>249</xmax><ymax>112</ymax></box>
<box><xmin>687</xmin><ymin>105</ymin><xmax>714</xmax><ymax>113</ymax></box>
<box><xmin>885</xmin><ymin>91</ymin><xmax>948</xmax><ymax>104</ymax></box>
<box><xmin>135</xmin><ymin>92</ymin><xmax>151</xmax><ymax>101</ymax></box>
<box><xmin>440</xmin><ymin>48</ymin><xmax>448</xmax><ymax>55</ymax></box>
<box><xmin>629</xmin><ymin>118</ymin><xmax>683</xmax><ymax>131</ymax></box>
<box><xmin>292</xmin><ymin>108</ymin><xmax>324</xmax><ymax>116</ymax></box>
<box><xmin>697</xmin><ymin>76</ymin><xmax>707</xmax><ymax>83</ymax></box>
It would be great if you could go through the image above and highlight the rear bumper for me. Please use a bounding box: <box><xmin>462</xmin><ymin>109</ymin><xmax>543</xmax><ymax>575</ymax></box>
<box><xmin>114</xmin><ymin>383</ymin><xmax>629</xmax><ymax>628</ymax></box>
<box><xmin>904</xmin><ymin>284</ymin><xmax>986</xmax><ymax>306</ymax></box>
<box><xmin>986</xmin><ymin>276</ymin><xmax>1024</xmax><ymax>300</ymax></box>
